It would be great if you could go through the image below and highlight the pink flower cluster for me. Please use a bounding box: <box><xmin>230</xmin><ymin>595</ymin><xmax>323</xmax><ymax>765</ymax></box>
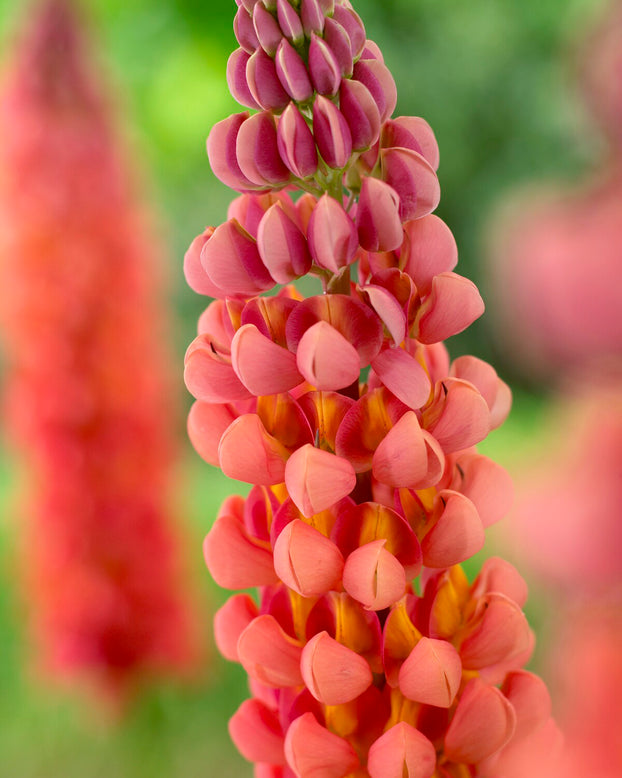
<box><xmin>0</xmin><ymin>0</ymin><xmax>198</xmax><ymax>700</ymax></box>
<box><xmin>186</xmin><ymin>0</ymin><xmax>557</xmax><ymax>774</ymax></box>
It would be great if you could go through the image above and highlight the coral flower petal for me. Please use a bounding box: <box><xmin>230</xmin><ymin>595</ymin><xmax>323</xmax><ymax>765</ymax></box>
<box><xmin>367</xmin><ymin>722</ymin><xmax>436</xmax><ymax>778</ymax></box>
<box><xmin>372</xmin><ymin>411</ymin><xmax>429</xmax><ymax>488</ymax></box>
<box><xmin>238</xmin><ymin>615</ymin><xmax>303</xmax><ymax>688</ymax></box>
<box><xmin>380</xmin><ymin>146</ymin><xmax>440</xmax><ymax>221</ymax></box>
<box><xmin>219</xmin><ymin>413</ymin><xmax>290</xmax><ymax>485</ymax></box>
<box><xmin>402</xmin><ymin>214</ymin><xmax>457</xmax><ymax>294</ymax></box>
<box><xmin>203</xmin><ymin>515</ymin><xmax>278</xmax><ymax>589</ymax></box>
<box><xmin>229</xmin><ymin>698</ymin><xmax>286</xmax><ymax>766</ymax></box>
<box><xmin>296</xmin><ymin>321</ymin><xmax>361</xmax><ymax>391</ymax></box>
<box><xmin>444</xmin><ymin>678</ymin><xmax>517</xmax><ymax>764</ymax></box>
<box><xmin>187</xmin><ymin>401</ymin><xmax>237</xmax><ymax>467</ymax></box>
<box><xmin>449</xmin><ymin>453</ymin><xmax>514</xmax><ymax>528</ymax></box>
<box><xmin>285</xmin><ymin>444</ymin><xmax>356</xmax><ymax>517</ymax></box>
<box><xmin>213</xmin><ymin>594</ymin><xmax>259</xmax><ymax>662</ymax></box>
<box><xmin>421</xmin><ymin>490</ymin><xmax>485</xmax><ymax>568</ymax></box>
<box><xmin>184</xmin><ymin>334</ymin><xmax>252</xmax><ymax>404</ymax></box>
<box><xmin>423</xmin><ymin>378</ymin><xmax>491</xmax><ymax>454</ymax></box>
<box><xmin>232</xmin><ymin>323</ymin><xmax>303</xmax><ymax>395</ymax></box>
<box><xmin>415</xmin><ymin>271</ymin><xmax>485</xmax><ymax>344</ymax></box>
<box><xmin>398</xmin><ymin>636</ymin><xmax>462</xmax><ymax>708</ymax></box>
<box><xmin>273</xmin><ymin>520</ymin><xmax>344</xmax><ymax>597</ymax></box>
<box><xmin>501</xmin><ymin>670</ymin><xmax>552</xmax><ymax>741</ymax></box>
<box><xmin>371</xmin><ymin>348</ymin><xmax>431</xmax><ymax>410</ymax></box>
<box><xmin>284</xmin><ymin>712</ymin><xmax>360</xmax><ymax>778</ymax></box>
<box><xmin>343</xmin><ymin>540</ymin><xmax>406</xmax><ymax>611</ymax></box>
<box><xmin>300</xmin><ymin>631</ymin><xmax>372</xmax><ymax>705</ymax></box>
<box><xmin>460</xmin><ymin>593</ymin><xmax>532</xmax><ymax>670</ymax></box>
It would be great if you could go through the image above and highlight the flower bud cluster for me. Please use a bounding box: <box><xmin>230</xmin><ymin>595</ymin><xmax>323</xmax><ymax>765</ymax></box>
<box><xmin>187</xmin><ymin>0</ymin><xmax>557</xmax><ymax>773</ymax></box>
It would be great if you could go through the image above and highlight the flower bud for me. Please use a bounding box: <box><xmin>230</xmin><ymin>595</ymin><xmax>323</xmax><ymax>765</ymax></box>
<box><xmin>277</xmin><ymin>102</ymin><xmax>319</xmax><ymax>179</ymax></box>
<box><xmin>422</xmin><ymin>490</ymin><xmax>485</xmax><ymax>568</ymax></box>
<box><xmin>227</xmin><ymin>48</ymin><xmax>261</xmax><ymax>109</ymax></box>
<box><xmin>399</xmin><ymin>637</ymin><xmax>462</xmax><ymax>708</ymax></box>
<box><xmin>356</xmin><ymin>177</ymin><xmax>403</xmax><ymax>252</ymax></box>
<box><xmin>352</xmin><ymin>58</ymin><xmax>397</xmax><ymax>122</ymax></box>
<box><xmin>275</xmin><ymin>39</ymin><xmax>314</xmax><ymax>103</ymax></box>
<box><xmin>285</xmin><ymin>443</ymin><xmax>356</xmax><ymax>516</ymax></box>
<box><xmin>332</xmin><ymin>4</ymin><xmax>366</xmax><ymax>58</ymax></box>
<box><xmin>234</xmin><ymin>6</ymin><xmax>260</xmax><ymax>53</ymax></box>
<box><xmin>381</xmin><ymin>146</ymin><xmax>440</xmax><ymax>221</ymax></box>
<box><xmin>307</xmin><ymin>193</ymin><xmax>358</xmax><ymax>273</ymax></box>
<box><xmin>300</xmin><ymin>631</ymin><xmax>372</xmax><ymax>705</ymax></box>
<box><xmin>313</xmin><ymin>95</ymin><xmax>353</xmax><ymax>169</ymax></box>
<box><xmin>273</xmin><ymin>520</ymin><xmax>344</xmax><ymax>596</ymax></box>
<box><xmin>207</xmin><ymin>112</ymin><xmax>260</xmax><ymax>191</ymax></box>
<box><xmin>276</xmin><ymin>0</ymin><xmax>304</xmax><ymax>44</ymax></box>
<box><xmin>339</xmin><ymin>78</ymin><xmax>381</xmax><ymax>150</ymax></box>
<box><xmin>308</xmin><ymin>33</ymin><xmax>342</xmax><ymax>96</ymax></box>
<box><xmin>257</xmin><ymin>201</ymin><xmax>313</xmax><ymax>281</ymax></box>
<box><xmin>236</xmin><ymin>111</ymin><xmax>291</xmax><ymax>187</ymax></box>
<box><xmin>284</xmin><ymin>713</ymin><xmax>360</xmax><ymax>778</ymax></box>
<box><xmin>343</xmin><ymin>539</ymin><xmax>406</xmax><ymax>611</ymax></box>
<box><xmin>300</xmin><ymin>0</ymin><xmax>325</xmax><ymax>36</ymax></box>
<box><xmin>246</xmin><ymin>47</ymin><xmax>290</xmax><ymax>111</ymax></box>
<box><xmin>231</xmin><ymin>323</ymin><xmax>303</xmax><ymax>395</ymax></box>
<box><xmin>368</xmin><ymin>723</ymin><xmax>436</xmax><ymax>778</ymax></box>
<box><xmin>253</xmin><ymin>2</ymin><xmax>283</xmax><ymax>56</ymax></box>
<box><xmin>296</xmin><ymin>320</ymin><xmax>361</xmax><ymax>391</ymax></box>
<box><xmin>324</xmin><ymin>17</ymin><xmax>354</xmax><ymax>77</ymax></box>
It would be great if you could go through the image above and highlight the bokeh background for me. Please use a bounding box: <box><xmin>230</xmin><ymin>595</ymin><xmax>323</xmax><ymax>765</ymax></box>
<box><xmin>0</xmin><ymin>0</ymin><xmax>615</xmax><ymax>775</ymax></box>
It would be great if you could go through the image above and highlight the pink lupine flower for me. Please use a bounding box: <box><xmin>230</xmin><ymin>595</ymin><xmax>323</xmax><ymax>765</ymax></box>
<box><xmin>0</xmin><ymin>0</ymin><xmax>198</xmax><ymax>701</ymax></box>
<box><xmin>186</xmin><ymin>0</ymin><xmax>555</xmax><ymax>774</ymax></box>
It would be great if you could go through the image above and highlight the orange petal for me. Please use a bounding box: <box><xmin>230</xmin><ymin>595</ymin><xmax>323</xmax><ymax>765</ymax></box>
<box><xmin>297</xmin><ymin>391</ymin><xmax>354</xmax><ymax>451</ymax></box>
<box><xmin>459</xmin><ymin>593</ymin><xmax>531</xmax><ymax>670</ymax></box>
<box><xmin>232</xmin><ymin>323</ymin><xmax>303</xmax><ymax>395</ymax></box>
<box><xmin>444</xmin><ymin>678</ymin><xmax>516</xmax><ymax>764</ymax></box>
<box><xmin>213</xmin><ymin>594</ymin><xmax>259</xmax><ymax>662</ymax></box>
<box><xmin>219</xmin><ymin>413</ymin><xmax>290</xmax><ymax>484</ymax></box>
<box><xmin>367</xmin><ymin>722</ymin><xmax>436</xmax><ymax>778</ymax></box>
<box><xmin>421</xmin><ymin>490</ymin><xmax>485</xmax><ymax>568</ymax></box>
<box><xmin>284</xmin><ymin>712</ymin><xmax>360</xmax><ymax>778</ymax></box>
<box><xmin>398</xmin><ymin>637</ymin><xmax>462</xmax><ymax>708</ymax></box>
<box><xmin>203</xmin><ymin>515</ymin><xmax>278</xmax><ymax>589</ymax></box>
<box><xmin>187</xmin><ymin>400</ymin><xmax>238</xmax><ymax>467</ymax></box>
<box><xmin>342</xmin><ymin>540</ymin><xmax>406</xmax><ymax>611</ymax></box>
<box><xmin>300</xmin><ymin>631</ymin><xmax>372</xmax><ymax>705</ymax></box>
<box><xmin>382</xmin><ymin>597</ymin><xmax>422</xmax><ymax>686</ymax></box>
<box><xmin>285</xmin><ymin>444</ymin><xmax>356</xmax><ymax>517</ymax></box>
<box><xmin>229</xmin><ymin>698</ymin><xmax>286</xmax><ymax>765</ymax></box>
<box><xmin>273</xmin><ymin>520</ymin><xmax>344</xmax><ymax>597</ymax></box>
<box><xmin>238</xmin><ymin>614</ymin><xmax>303</xmax><ymax>688</ymax></box>
<box><xmin>296</xmin><ymin>321</ymin><xmax>361</xmax><ymax>390</ymax></box>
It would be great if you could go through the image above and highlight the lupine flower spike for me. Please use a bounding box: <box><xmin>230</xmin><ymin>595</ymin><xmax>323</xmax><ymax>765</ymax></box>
<box><xmin>0</xmin><ymin>0</ymin><xmax>198</xmax><ymax>703</ymax></box>
<box><xmin>186</xmin><ymin>0</ymin><xmax>558</xmax><ymax>774</ymax></box>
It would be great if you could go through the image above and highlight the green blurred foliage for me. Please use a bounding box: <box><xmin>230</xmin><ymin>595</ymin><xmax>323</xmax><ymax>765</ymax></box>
<box><xmin>0</xmin><ymin>0</ymin><xmax>608</xmax><ymax>774</ymax></box>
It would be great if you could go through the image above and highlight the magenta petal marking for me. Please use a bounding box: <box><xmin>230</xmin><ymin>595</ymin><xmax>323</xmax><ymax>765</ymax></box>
<box><xmin>323</xmin><ymin>18</ymin><xmax>353</xmax><ymax>77</ymax></box>
<box><xmin>229</xmin><ymin>698</ymin><xmax>286</xmax><ymax>766</ymax></box>
<box><xmin>219</xmin><ymin>413</ymin><xmax>290</xmax><ymax>485</ymax></box>
<box><xmin>238</xmin><ymin>614</ymin><xmax>303</xmax><ymax>687</ymax></box>
<box><xmin>285</xmin><ymin>444</ymin><xmax>356</xmax><ymax>517</ymax></box>
<box><xmin>234</xmin><ymin>6</ymin><xmax>260</xmax><ymax>53</ymax></box>
<box><xmin>312</xmin><ymin>95</ymin><xmax>353</xmax><ymax>169</ymax></box>
<box><xmin>300</xmin><ymin>0</ymin><xmax>325</xmax><ymax>36</ymax></box>
<box><xmin>368</xmin><ymin>722</ymin><xmax>436</xmax><ymax>778</ymax></box>
<box><xmin>275</xmin><ymin>39</ymin><xmax>314</xmax><ymax>103</ymax></box>
<box><xmin>300</xmin><ymin>631</ymin><xmax>372</xmax><ymax>705</ymax></box>
<box><xmin>444</xmin><ymin>678</ymin><xmax>517</xmax><ymax>764</ymax></box>
<box><xmin>284</xmin><ymin>712</ymin><xmax>360</xmax><ymax>778</ymax></box>
<box><xmin>398</xmin><ymin>637</ymin><xmax>462</xmax><ymax>708</ymax></box>
<box><xmin>352</xmin><ymin>58</ymin><xmax>397</xmax><ymax>122</ymax></box>
<box><xmin>253</xmin><ymin>2</ymin><xmax>283</xmax><ymax>56</ymax></box>
<box><xmin>332</xmin><ymin>4</ymin><xmax>366</xmax><ymax>58</ymax></box>
<box><xmin>388</xmin><ymin>115</ymin><xmax>440</xmax><ymax>170</ymax></box>
<box><xmin>277</xmin><ymin>0</ymin><xmax>304</xmax><ymax>43</ymax></box>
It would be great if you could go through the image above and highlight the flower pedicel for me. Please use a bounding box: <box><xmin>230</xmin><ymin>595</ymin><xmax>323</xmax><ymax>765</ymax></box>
<box><xmin>185</xmin><ymin>1</ymin><xmax>560</xmax><ymax>775</ymax></box>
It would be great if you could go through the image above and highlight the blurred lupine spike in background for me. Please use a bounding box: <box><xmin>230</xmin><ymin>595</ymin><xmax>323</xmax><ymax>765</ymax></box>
<box><xmin>0</xmin><ymin>0</ymin><xmax>200</xmax><ymax>705</ymax></box>
<box><xmin>184</xmin><ymin>0</ymin><xmax>561</xmax><ymax>775</ymax></box>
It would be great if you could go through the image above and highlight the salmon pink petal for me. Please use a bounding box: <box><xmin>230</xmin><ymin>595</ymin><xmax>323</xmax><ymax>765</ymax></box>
<box><xmin>471</xmin><ymin>557</ymin><xmax>528</xmax><ymax>608</ymax></box>
<box><xmin>219</xmin><ymin>413</ymin><xmax>290</xmax><ymax>485</ymax></box>
<box><xmin>201</xmin><ymin>219</ymin><xmax>275</xmax><ymax>297</ymax></box>
<box><xmin>214</xmin><ymin>593</ymin><xmax>259</xmax><ymax>662</ymax></box>
<box><xmin>184</xmin><ymin>227</ymin><xmax>225</xmax><ymax>297</ymax></box>
<box><xmin>352</xmin><ymin>58</ymin><xmax>397</xmax><ymax>123</ymax></box>
<box><xmin>444</xmin><ymin>678</ymin><xmax>517</xmax><ymax>764</ymax></box>
<box><xmin>241</xmin><ymin>294</ymin><xmax>298</xmax><ymax>346</ymax></box>
<box><xmin>398</xmin><ymin>637</ymin><xmax>462</xmax><ymax>708</ymax></box>
<box><xmin>257</xmin><ymin>392</ymin><xmax>315</xmax><ymax>451</ymax></box>
<box><xmin>372</xmin><ymin>411</ymin><xmax>428</xmax><ymax>488</ymax></box>
<box><xmin>385</xmin><ymin>116</ymin><xmax>440</xmax><ymax>170</ymax></box>
<box><xmin>257</xmin><ymin>202</ymin><xmax>312</xmax><ymax>282</ymax></box>
<box><xmin>284</xmin><ymin>712</ymin><xmax>360</xmax><ymax>778</ymax></box>
<box><xmin>501</xmin><ymin>671</ymin><xmax>552</xmax><ymax>740</ymax></box>
<box><xmin>187</xmin><ymin>400</ymin><xmax>238</xmax><ymax>466</ymax></box>
<box><xmin>340</xmin><ymin>78</ymin><xmax>381</xmax><ymax>150</ymax></box>
<box><xmin>229</xmin><ymin>698</ymin><xmax>286</xmax><ymax>765</ymax></box>
<box><xmin>203</xmin><ymin>515</ymin><xmax>278</xmax><ymax>589</ymax></box>
<box><xmin>285</xmin><ymin>444</ymin><xmax>356</xmax><ymax>517</ymax></box>
<box><xmin>423</xmin><ymin>378</ymin><xmax>491</xmax><ymax>453</ymax></box>
<box><xmin>363</xmin><ymin>284</ymin><xmax>407</xmax><ymax>345</ymax></box>
<box><xmin>367</xmin><ymin>722</ymin><xmax>436</xmax><ymax>778</ymax></box>
<box><xmin>371</xmin><ymin>348</ymin><xmax>431</xmax><ymax>410</ymax></box>
<box><xmin>273</xmin><ymin>520</ymin><xmax>344</xmax><ymax>597</ymax></box>
<box><xmin>402</xmin><ymin>214</ymin><xmax>457</xmax><ymax>295</ymax></box>
<box><xmin>296</xmin><ymin>321</ymin><xmax>361</xmax><ymax>391</ymax></box>
<box><xmin>307</xmin><ymin>194</ymin><xmax>358</xmax><ymax>274</ymax></box>
<box><xmin>236</xmin><ymin>111</ymin><xmax>291</xmax><ymax>187</ymax></box>
<box><xmin>343</xmin><ymin>539</ymin><xmax>406</xmax><ymax>611</ymax></box>
<box><xmin>184</xmin><ymin>334</ymin><xmax>253</xmax><ymax>404</ymax></box>
<box><xmin>207</xmin><ymin>112</ymin><xmax>261</xmax><ymax>191</ymax></box>
<box><xmin>415</xmin><ymin>271</ymin><xmax>485</xmax><ymax>344</ymax></box>
<box><xmin>460</xmin><ymin>593</ymin><xmax>531</xmax><ymax>670</ymax></box>
<box><xmin>238</xmin><ymin>615</ymin><xmax>303</xmax><ymax>688</ymax></box>
<box><xmin>300</xmin><ymin>631</ymin><xmax>372</xmax><ymax>705</ymax></box>
<box><xmin>232</xmin><ymin>324</ymin><xmax>303</xmax><ymax>395</ymax></box>
<box><xmin>421</xmin><ymin>490</ymin><xmax>485</xmax><ymax>568</ymax></box>
<box><xmin>356</xmin><ymin>177</ymin><xmax>403</xmax><ymax>252</ymax></box>
<box><xmin>333</xmin><ymin>4</ymin><xmax>366</xmax><ymax>58</ymax></box>
<box><xmin>381</xmin><ymin>147</ymin><xmax>440</xmax><ymax>221</ymax></box>
<box><xmin>450</xmin><ymin>453</ymin><xmax>514</xmax><ymax>528</ymax></box>
<box><xmin>277</xmin><ymin>103</ymin><xmax>318</xmax><ymax>180</ymax></box>
<box><xmin>450</xmin><ymin>355</ymin><xmax>512</xmax><ymax>430</ymax></box>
